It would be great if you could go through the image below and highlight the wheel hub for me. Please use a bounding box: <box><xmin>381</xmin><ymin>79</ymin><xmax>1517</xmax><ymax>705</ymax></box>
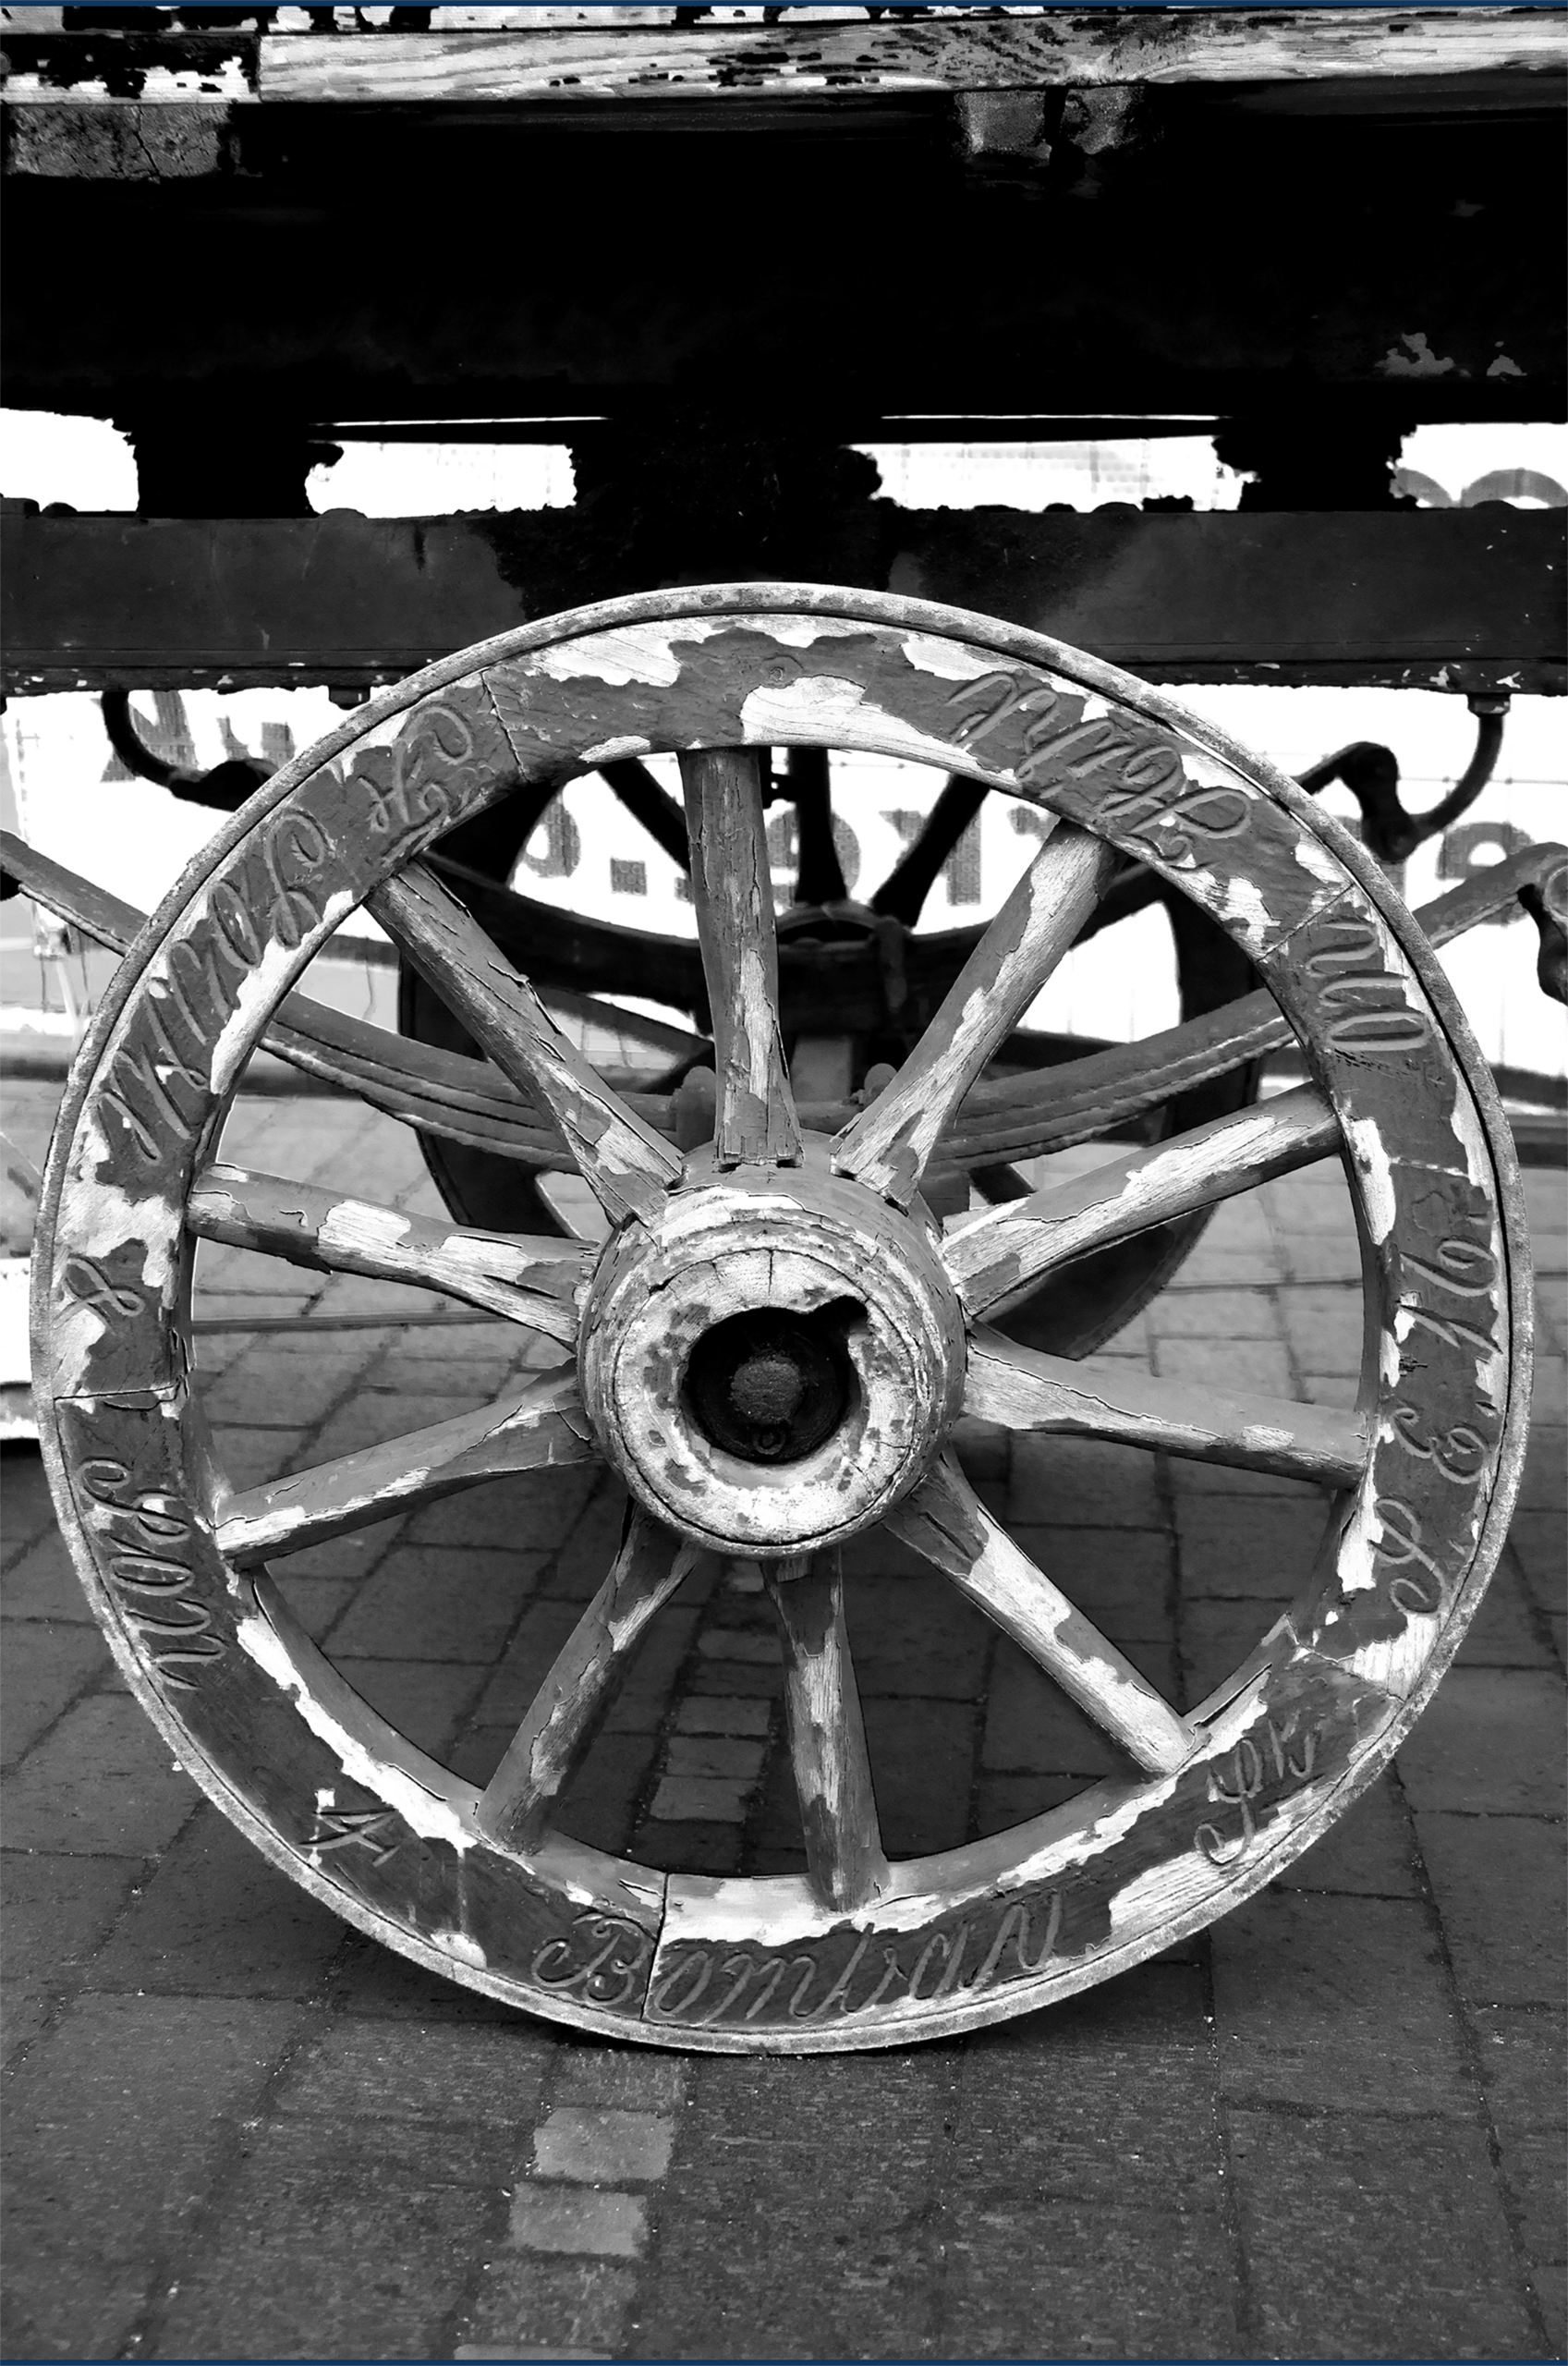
<box><xmin>578</xmin><ymin>1142</ymin><xmax>967</xmax><ymax>1555</ymax></box>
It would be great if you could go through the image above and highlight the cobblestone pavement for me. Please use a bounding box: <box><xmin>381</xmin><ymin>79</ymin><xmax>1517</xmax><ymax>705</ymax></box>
<box><xmin>3</xmin><ymin>1079</ymin><xmax>1563</xmax><ymax>2361</ymax></box>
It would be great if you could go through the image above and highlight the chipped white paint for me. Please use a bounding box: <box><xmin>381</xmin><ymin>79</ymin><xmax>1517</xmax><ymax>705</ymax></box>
<box><xmin>237</xmin><ymin>1609</ymin><xmax>475</xmax><ymax>1851</ymax></box>
<box><xmin>1337</xmin><ymin>1485</ymin><xmax>1386</xmax><ymax>1595</ymax></box>
<box><xmin>433</xmin><ymin>1927</ymin><xmax>489</xmax><ymax>1969</ymax></box>
<box><xmin>1214</xmin><ymin>873</ymin><xmax>1275</xmax><ymax>957</ymax></box>
<box><xmin>735</xmin><ymin>677</ymin><xmax>964</xmax><ymax>773</ymax></box>
<box><xmin>208</xmin><ymin>887</ymin><xmax>355</xmax><ymax>1097</ymax></box>
<box><xmin>580</xmin><ymin>735</ymin><xmax>656</xmax><ymax>767</ymax></box>
<box><xmin>526</xmin><ymin>628</ymin><xmax>688</xmax><ymax>689</ymax></box>
<box><xmin>1345</xmin><ymin>1116</ymin><xmax>1396</xmax><ymax>1245</ymax></box>
<box><xmin>898</xmin><ymin>633</ymin><xmax>998</xmax><ymax>684</ymax></box>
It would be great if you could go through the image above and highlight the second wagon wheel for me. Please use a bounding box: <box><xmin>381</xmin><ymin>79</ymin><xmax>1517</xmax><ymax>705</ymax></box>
<box><xmin>395</xmin><ymin>749</ymin><xmax>1259</xmax><ymax>1360</ymax></box>
<box><xmin>34</xmin><ymin>587</ymin><xmax>1530</xmax><ymax>2052</ymax></box>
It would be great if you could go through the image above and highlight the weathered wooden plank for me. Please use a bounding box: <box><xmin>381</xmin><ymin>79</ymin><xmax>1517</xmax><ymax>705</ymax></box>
<box><xmin>187</xmin><ymin>1164</ymin><xmax>587</xmax><ymax>1343</ymax></box>
<box><xmin>253</xmin><ymin>14</ymin><xmax>1568</xmax><ymax>105</ymax></box>
<box><xmin>765</xmin><ymin>1552</ymin><xmax>889</xmax><ymax>1915</ymax></box>
<box><xmin>217</xmin><ymin>1363</ymin><xmax>596</xmax><ymax>1565</ymax></box>
<box><xmin>945</xmin><ymin>1085</ymin><xmax>1338</xmax><ymax>1317</ymax></box>
<box><xmin>888</xmin><ymin>1454</ymin><xmax>1200</xmax><ymax>1778</ymax></box>
<box><xmin>832</xmin><ymin>823</ymin><xmax>1115</xmax><ymax>1206</ymax></box>
<box><xmin>678</xmin><ymin>748</ymin><xmax>801</xmax><ymax>1171</ymax></box>
<box><xmin>371</xmin><ymin>860</ymin><xmax>686</xmax><ymax>1224</ymax></box>
<box><xmin>963</xmin><ymin>1325</ymin><xmax>1368</xmax><ymax>1488</ymax></box>
<box><xmin>478</xmin><ymin>1509</ymin><xmax>702</xmax><ymax>1853</ymax></box>
<box><xmin>6</xmin><ymin>511</ymin><xmax>1560</xmax><ymax>697</ymax></box>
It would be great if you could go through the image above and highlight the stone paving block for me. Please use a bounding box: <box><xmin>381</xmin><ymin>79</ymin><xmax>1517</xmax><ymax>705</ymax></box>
<box><xmin>1174</xmin><ymin>1496</ymin><xmax>1325</xmax><ymax>1598</ymax></box>
<box><xmin>324</xmin><ymin>1932</ymin><xmax>532</xmax><ymax>2025</ymax></box>
<box><xmin>407</xmin><ymin>1468</ymin><xmax>600</xmax><ymax>1555</ymax></box>
<box><xmin>686</xmin><ymin>1653</ymin><xmax>783</xmax><ymax>1699</ymax></box>
<box><xmin>1149</xmin><ymin>1286</ymin><xmax>1283</xmax><ymax>1338</ymax></box>
<box><xmin>1455</xmin><ymin>1552</ymin><xmax>1556</xmax><ymax>1667</ymax></box>
<box><xmin>1533</xmin><ymin>1354</ymin><xmax>1567</xmax><ymax>1422</ymax></box>
<box><xmin>462</xmin><ymin>2257</ymin><xmax>635</xmax><ymax>2357</ymax></box>
<box><xmin>1395</xmin><ymin>1667</ymin><xmax>1566</xmax><ymax>1815</ymax></box>
<box><xmin>1</xmin><ymin>1851</ymin><xmax>138</xmax><ymax>1992</ymax></box>
<box><xmin>1271</xmin><ymin>1770</ymin><xmax>1421</xmax><ymax>1897</ymax></box>
<box><xmin>509</xmin><ymin>2185</ymin><xmax>646</xmax><ymax>2258</ymax></box>
<box><xmin>152</xmin><ymin>2113</ymin><xmax>498</xmax><ymax>2362</ymax></box>
<box><xmin>638</xmin><ymin>2051</ymin><xmax>946</xmax><ymax>2361</ymax></box>
<box><xmin>672</xmin><ymin>1695</ymin><xmax>771</xmax><ymax>1737</ymax></box>
<box><xmin>329</xmin><ymin>1543</ymin><xmax>548</xmax><ymax>1663</ymax></box>
<box><xmin>950</xmin><ymin>1414</ymin><xmax>1011</xmax><ymax>1482</ymax></box>
<box><xmin>206</xmin><ymin>1421</ymin><xmax>316</xmax><ymax>1493</ymax></box>
<box><xmin>1266</xmin><ymin>1172</ymin><xmax>1356</xmax><ymax>1234</ymax></box>
<box><xmin>649</xmin><ymin>1773</ymin><xmax>750</xmax><ymax>1824</ymax></box>
<box><xmin>632</xmin><ymin>1821</ymin><xmax>742</xmax><ymax>1880</ymax></box>
<box><xmin>556</xmin><ymin>1730</ymin><xmax>661</xmax><ymax>1854</ymax></box>
<box><xmin>1152</xmin><ymin>1333</ymin><xmax>1295</xmax><ymax>1396</ymax></box>
<box><xmin>0</xmin><ymin>1992</ymin><xmax>302</xmax><ymax>2364</ymax></box>
<box><xmin>1011</xmin><ymin>1524</ymin><xmax>1175</xmax><ymax>1641</ymax></box>
<box><xmin>1</xmin><ymin>1529</ymin><xmax>97</xmax><ymax>1621</ymax></box>
<box><xmin>1169</xmin><ymin>1243</ymin><xmax>1282</xmax><ymax>1287</ymax></box>
<box><xmin>696</xmin><ymin>1627</ymin><xmax>780</xmax><ymax>1664</ymax></box>
<box><xmin>600</xmin><ymin>1606</ymin><xmax>703</xmax><ymax>1738</ymax></box>
<box><xmin>199</xmin><ymin>1335</ymin><xmax>380</xmax><ymax>1431</ymax></box>
<box><xmin>1210</xmin><ymin>1888</ymin><xmax>1470</xmax><ymax>2115</ymax></box>
<box><xmin>275</xmin><ymin>2014</ymin><xmax>553</xmax><ymax>2129</ymax></box>
<box><xmin>663</xmin><ymin>1734</ymin><xmax>766</xmax><ymax>1779</ymax></box>
<box><xmin>1518</xmin><ymin>1424</ymin><xmax>1565</xmax><ymax>1513</ymax></box>
<box><xmin>1228</xmin><ymin>2106</ymin><xmax>1538</xmax><ymax>2360</ymax></box>
<box><xmin>2</xmin><ymin>1694</ymin><xmax>201</xmax><ymax>1856</ymax></box>
<box><xmin>1277</xmin><ymin>1232</ymin><xmax>1363</xmax><ymax>1284</ymax></box>
<box><xmin>1298</xmin><ymin>1372</ymin><xmax>1358</xmax><ymax>1404</ymax></box>
<box><xmin>1005</xmin><ymin>1432</ymin><xmax>1165</xmax><ymax>1528</ymax></box>
<box><xmin>982</xmin><ymin>1638</ymin><xmax>1124</xmax><ymax>1778</ymax></box>
<box><xmin>841</xmin><ymin>1572</ymin><xmax>991</xmax><ymax>1698</ymax></box>
<box><xmin>1507</xmin><ymin>1509</ymin><xmax>1565</xmax><ymax>1618</ymax></box>
<box><xmin>553</xmin><ymin>2049</ymin><xmax>686</xmax><ymax>2115</ymax></box>
<box><xmin>88</xmin><ymin>1803</ymin><xmax>346</xmax><ymax>1999</ymax></box>
<box><xmin>534</xmin><ymin>1479</ymin><xmax>626</xmax><ymax>1602</ymax></box>
<box><xmin>1</xmin><ymin>1619</ymin><xmax>113</xmax><ymax>1762</ymax></box>
<box><xmin>1414</xmin><ymin>1811</ymin><xmax>1566</xmax><ymax>2006</ymax></box>
<box><xmin>1472</xmin><ymin>2007</ymin><xmax>1568</xmax><ymax>2343</ymax></box>
<box><xmin>332</xmin><ymin>1656</ymin><xmax>489</xmax><ymax>1756</ymax></box>
<box><xmin>855</xmin><ymin>1694</ymin><xmax>975</xmax><ymax>1854</ymax></box>
<box><xmin>268</xmin><ymin>1570</ymin><xmax>359</xmax><ymax>1641</ymax></box>
<box><xmin>1199</xmin><ymin>1189</ymin><xmax>1276</xmax><ymax>1252</ymax></box>
<box><xmin>306</xmin><ymin>1387</ymin><xmax>490</xmax><ymax>1467</ymax></box>
<box><xmin>534</xmin><ymin>2106</ymin><xmax>675</xmax><ymax>2184</ymax></box>
<box><xmin>1534</xmin><ymin>1274</ymin><xmax>1566</xmax><ymax>1353</ymax></box>
<box><xmin>944</xmin><ymin>2198</ymin><xmax>1242</xmax><ymax>2360</ymax></box>
<box><xmin>1274</xmin><ymin>1281</ymin><xmax>1364</xmax><ymax>1369</ymax></box>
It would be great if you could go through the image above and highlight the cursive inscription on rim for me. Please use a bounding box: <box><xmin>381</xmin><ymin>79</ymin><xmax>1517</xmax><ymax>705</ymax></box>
<box><xmin>74</xmin><ymin>1455</ymin><xmax>223</xmax><ymax>1689</ymax></box>
<box><xmin>1299</xmin><ymin>911</ymin><xmax>1430</xmax><ymax>1056</ymax></box>
<box><xmin>531</xmin><ymin>1911</ymin><xmax>653</xmax><ymax>2010</ymax></box>
<box><xmin>646</xmin><ymin>1893</ymin><xmax>1064</xmax><ymax>2029</ymax></box>
<box><xmin>1194</xmin><ymin>1717</ymin><xmax>1319</xmax><ymax>1867</ymax></box>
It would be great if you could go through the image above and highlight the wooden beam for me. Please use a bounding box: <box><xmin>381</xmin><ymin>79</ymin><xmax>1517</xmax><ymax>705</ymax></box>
<box><xmin>3</xmin><ymin>507</ymin><xmax>1561</xmax><ymax>696</ymax></box>
<box><xmin>4</xmin><ymin>11</ymin><xmax>1561</xmax><ymax>110</ymax></box>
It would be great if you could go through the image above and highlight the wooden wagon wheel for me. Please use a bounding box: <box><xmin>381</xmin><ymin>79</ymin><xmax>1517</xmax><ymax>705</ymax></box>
<box><xmin>398</xmin><ymin>756</ymin><xmax>1259</xmax><ymax>1360</ymax></box>
<box><xmin>33</xmin><ymin>586</ymin><xmax>1530</xmax><ymax>2053</ymax></box>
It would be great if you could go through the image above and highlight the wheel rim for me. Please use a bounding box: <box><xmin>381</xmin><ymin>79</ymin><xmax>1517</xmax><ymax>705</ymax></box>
<box><xmin>33</xmin><ymin>584</ymin><xmax>1531</xmax><ymax>2052</ymax></box>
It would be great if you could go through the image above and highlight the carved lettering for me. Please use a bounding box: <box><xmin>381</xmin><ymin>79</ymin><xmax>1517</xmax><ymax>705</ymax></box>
<box><xmin>647</xmin><ymin>1891</ymin><xmax>1064</xmax><ymax>2028</ymax></box>
<box><xmin>1302</xmin><ymin>915</ymin><xmax>1430</xmax><ymax>1055</ymax></box>
<box><xmin>530</xmin><ymin>1911</ymin><xmax>651</xmax><ymax>2009</ymax></box>
<box><xmin>1389</xmin><ymin>1404</ymin><xmax>1491</xmax><ymax>1485</ymax></box>
<box><xmin>1195</xmin><ymin>1719</ymin><xmax>1318</xmax><ymax>1867</ymax></box>
<box><xmin>259</xmin><ymin>811</ymin><xmax>334</xmax><ymax>949</ymax></box>
<box><xmin>309</xmin><ymin>1805</ymin><xmax>404</xmax><ymax>1867</ymax></box>
<box><xmin>74</xmin><ymin>1457</ymin><xmax>222</xmax><ymax>1688</ymax></box>
<box><xmin>62</xmin><ymin>1258</ymin><xmax>141</xmax><ymax>1323</ymax></box>
<box><xmin>1370</xmin><ymin>1496</ymin><xmax>1448</xmax><ymax>1616</ymax></box>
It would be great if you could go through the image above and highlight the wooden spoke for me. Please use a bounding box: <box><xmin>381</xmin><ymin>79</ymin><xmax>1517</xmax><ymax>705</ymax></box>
<box><xmin>870</xmin><ymin>774</ymin><xmax>988</xmax><ymax>927</ymax></box>
<box><xmin>478</xmin><ymin>1510</ymin><xmax>705</xmax><ymax>1853</ymax></box>
<box><xmin>765</xmin><ymin>1552</ymin><xmax>890</xmax><ymax>1912</ymax></box>
<box><xmin>946</xmin><ymin>1083</ymin><xmax>1336</xmax><ymax>1316</ymax></box>
<box><xmin>217</xmin><ymin>1365</ymin><xmax>595</xmax><ymax>1565</ymax></box>
<box><xmin>371</xmin><ymin>860</ymin><xmax>684</xmax><ymax>1224</ymax></box>
<box><xmin>677</xmin><ymin>748</ymin><xmax>802</xmax><ymax>1169</ymax></box>
<box><xmin>599</xmin><ymin>757</ymin><xmax>691</xmax><ymax>872</ymax></box>
<box><xmin>787</xmin><ymin>747</ymin><xmax>848</xmax><ymax>907</ymax></box>
<box><xmin>888</xmin><ymin>1457</ymin><xmax>1200</xmax><ymax>1778</ymax></box>
<box><xmin>964</xmin><ymin>1325</ymin><xmax>1368</xmax><ymax>1487</ymax></box>
<box><xmin>833</xmin><ymin>821</ymin><xmax>1119</xmax><ymax>1207</ymax></box>
<box><xmin>188</xmin><ymin>1165</ymin><xmax>587</xmax><ymax>1344</ymax></box>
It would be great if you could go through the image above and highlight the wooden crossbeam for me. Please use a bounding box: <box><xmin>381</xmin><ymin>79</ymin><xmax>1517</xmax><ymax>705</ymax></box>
<box><xmin>3</xmin><ymin>508</ymin><xmax>1561</xmax><ymax>697</ymax></box>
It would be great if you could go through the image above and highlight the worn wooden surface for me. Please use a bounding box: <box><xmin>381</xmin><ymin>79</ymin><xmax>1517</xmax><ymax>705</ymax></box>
<box><xmin>6</xmin><ymin>511</ymin><xmax>1562</xmax><ymax>697</ymax></box>
<box><xmin>4</xmin><ymin>11</ymin><xmax>1558</xmax><ymax>109</ymax></box>
<box><xmin>27</xmin><ymin>585</ymin><xmax>1531</xmax><ymax>2050</ymax></box>
<box><xmin>766</xmin><ymin>1553</ymin><xmax>890</xmax><ymax>1914</ymax></box>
